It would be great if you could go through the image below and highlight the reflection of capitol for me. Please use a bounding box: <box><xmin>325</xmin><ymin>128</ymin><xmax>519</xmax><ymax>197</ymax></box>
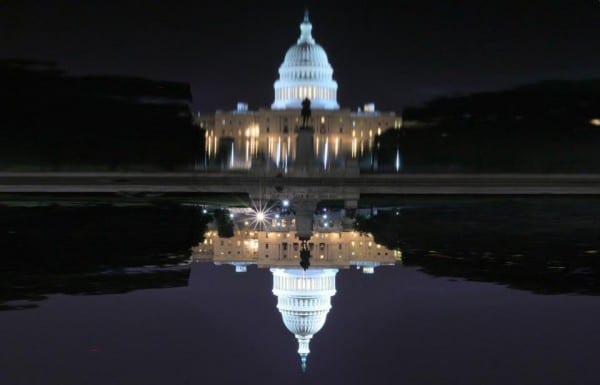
<box><xmin>271</xmin><ymin>268</ymin><xmax>337</xmax><ymax>372</ymax></box>
<box><xmin>196</xmin><ymin>10</ymin><xmax>401</xmax><ymax>171</ymax></box>
<box><xmin>193</xmin><ymin>228</ymin><xmax>400</xmax><ymax>272</ymax></box>
<box><xmin>192</xmin><ymin>207</ymin><xmax>401</xmax><ymax>371</ymax></box>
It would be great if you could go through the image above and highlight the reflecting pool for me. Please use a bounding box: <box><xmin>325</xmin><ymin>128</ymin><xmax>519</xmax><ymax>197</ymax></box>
<box><xmin>1</xmin><ymin>196</ymin><xmax>600</xmax><ymax>385</ymax></box>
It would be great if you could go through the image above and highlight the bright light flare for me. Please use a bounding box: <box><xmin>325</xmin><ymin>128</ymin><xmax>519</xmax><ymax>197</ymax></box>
<box><xmin>248</xmin><ymin>198</ymin><xmax>276</xmax><ymax>230</ymax></box>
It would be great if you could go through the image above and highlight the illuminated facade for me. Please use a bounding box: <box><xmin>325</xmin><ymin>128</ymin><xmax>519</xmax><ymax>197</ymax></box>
<box><xmin>193</xmin><ymin>228</ymin><xmax>400</xmax><ymax>271</ymax></box>
<box><xmin>191</xmin><ymin>207</ymin><xmax>401</xmax><ymax>271</ymax></box>
<box><xmin>191</xmin><ymin>209</ymin><xmax>401</xmax><ymax>371</ymax></box>
<box><xmin>196</xmin><ymin>11</ymin><xmax>401</xmax><ymax>170</ymax></box>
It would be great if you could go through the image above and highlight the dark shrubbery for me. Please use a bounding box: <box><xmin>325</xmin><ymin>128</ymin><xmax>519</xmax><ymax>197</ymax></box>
<box><xmin>0</xmin><ymin>59</ymin><xmax>202</xmax><ymax>171</ymax></box>
<box><xmin>375</xmin><ymin>79</ymin><xmax>600</xmax><ymax>173</ymax></box>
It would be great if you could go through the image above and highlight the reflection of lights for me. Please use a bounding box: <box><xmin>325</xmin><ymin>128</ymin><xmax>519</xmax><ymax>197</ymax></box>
<box><xmin>249</xmin><ymin>198</ymin><xmax>275</xmax><ymax>230</ymax></box>
<box><xmin>323</xmin><ymin>214</ymin><xmax>328</xmax><ymax>219</ymax></box>
<box><xmin>248</xmin><ymin>239</ymin><xmax>259</xmax><ymax>252</ymax></box>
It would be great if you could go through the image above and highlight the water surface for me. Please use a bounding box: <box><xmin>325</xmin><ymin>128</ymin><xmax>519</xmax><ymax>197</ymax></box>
<box><xmin>1</xmin><ymin>197</ymin><xmax>599</xmax><ymax>385</ymax></box>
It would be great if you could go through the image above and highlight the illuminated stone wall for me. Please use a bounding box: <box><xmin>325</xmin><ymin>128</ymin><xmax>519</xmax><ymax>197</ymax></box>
<box><xmin>192</xmin><ymin>227</ymin><xmax>401</xmax><ymax>270</ymax></box>
<box><xmin>199</xmin><ymin>108</ymin><xmax>399</xmax><ymax>169</ymax></box>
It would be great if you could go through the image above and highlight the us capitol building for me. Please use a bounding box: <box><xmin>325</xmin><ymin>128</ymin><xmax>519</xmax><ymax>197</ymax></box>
<box><xmin>192</xmin><ymin>202</ymin><xmax>401</xmax><ymax>371</ymax></box>
<box><xmin>196</xmin><ymin>11</ymin><xmax>401</xmax><ymax>170</ymax></box>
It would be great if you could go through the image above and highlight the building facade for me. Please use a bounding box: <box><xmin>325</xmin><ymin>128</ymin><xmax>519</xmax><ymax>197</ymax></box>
<box><xmin>197</xmin><ymin>11</ymin><xmax>401</xmax><ymax>171</ymax></box>
<box><xmin>190</xmin><ymin>204</ymin><xmax>402</xmax><ymax>371</ymax></box>
<box><xmin>191</xmin><ymin>205</ymin><xmax>401</xmax><ymax>271</ymax></box>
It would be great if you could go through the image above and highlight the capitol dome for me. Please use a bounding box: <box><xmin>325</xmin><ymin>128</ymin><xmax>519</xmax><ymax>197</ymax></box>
<box><xmin>272</xmin><ymin>11</ymin><xmax>339</xmax><ymax>110</ymax></box>
<box><xmin>271</xmin><ymin>268</ymin><xmax>338</xmax><ymax>372</ymax></box>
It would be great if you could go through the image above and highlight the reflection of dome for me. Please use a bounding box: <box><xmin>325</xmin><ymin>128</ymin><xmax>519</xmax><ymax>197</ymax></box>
<box><xmin>271</xmin><ymin>268</ymin><xmax>338</xmax><ymax>371</ymax></box>
<box><xmin>272</xmin><ymin>11</ymin><xmax>339</xmax><ymax>110</ymax></box>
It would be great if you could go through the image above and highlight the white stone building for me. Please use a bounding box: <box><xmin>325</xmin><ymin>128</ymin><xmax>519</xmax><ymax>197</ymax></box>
<box><xmin>197</xmin><ymin>11</ymin><xmax>401</xmax><ymax>170</ymax></box>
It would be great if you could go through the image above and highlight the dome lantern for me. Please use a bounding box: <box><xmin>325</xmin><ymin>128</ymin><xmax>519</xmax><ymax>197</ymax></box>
<box><xmin>298</xmin><ymin>10</ymin><xmax>315</xmax><ymax>44</ymax></box>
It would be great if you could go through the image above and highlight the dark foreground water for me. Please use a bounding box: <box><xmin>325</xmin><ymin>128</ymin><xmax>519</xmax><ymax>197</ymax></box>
<box><xmin>1</xmin><ymin>197</ymin><xmax>600</xmax><ymax>385</ymax></box>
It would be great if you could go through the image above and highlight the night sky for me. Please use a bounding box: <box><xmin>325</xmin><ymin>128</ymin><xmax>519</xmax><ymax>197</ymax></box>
<box><xmin>1</xmin><ymin>0</ymin><xmax>599</xmax><ymax>112</ymax></box>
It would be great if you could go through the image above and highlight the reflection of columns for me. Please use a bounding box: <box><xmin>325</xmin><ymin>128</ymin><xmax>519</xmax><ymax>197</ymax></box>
<box><xmin>271</xmin><ymin>268</ymin><xmax>338</xmax><ymax>372</ymax></box>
